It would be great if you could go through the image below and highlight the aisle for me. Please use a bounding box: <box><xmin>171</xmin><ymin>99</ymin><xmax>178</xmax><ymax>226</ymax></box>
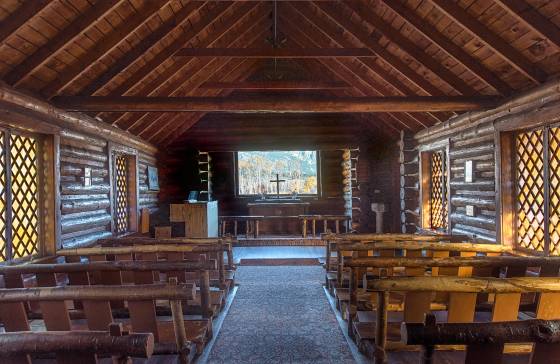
<box><xmin>205</xmin><ymin>266</ymin><xmax>356</xmax><ymax>364</ymax></box>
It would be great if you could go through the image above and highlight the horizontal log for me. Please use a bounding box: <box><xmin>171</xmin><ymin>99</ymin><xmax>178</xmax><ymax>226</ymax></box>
<box><xmin>345</xmin><ymin>256</ymin><xmax>560</xmax><ymax>268</ymax></box>
<box><xmin>52</xmin><ymin>96</ymin><xmax>499</xmax><ymax>113</ymax></box>
<box><xmin>200</xmin><ymin>80</ymin><xmax>351</xmax><ymax>90</ymax></box>
<box><xmin>368</xmin><ymin>276</ymin><xmax>560</xmax><ymax>293</ymax></box>
<box><xmin>0</xmin><ymin>260</ymin><xmax>216</xmax><ymax>275</ymax></box>
<box><xmin>0</xmin><ymin>283</ymin><xmax>195</xmax><ymax>302</ymax></box>
<box><xmin>99</xmin><ymin>237</ymin><xmax>233</xmax><ymax>245</ymax></box>
<box><xmin>0</xmin><ymin>330</ymin><xmax>154</xmax><ymax>358</ymax></box>
<box><xmin>57</xmin><ymin>244</ymin><xmax>228</xmax><ymax>256</ymax></box>
<box><xmin>403</xmin><ymin>319</ymin><xmax>560</xmax><ymax>346</ymax></box>
<box><xmin>335</xmin><ymin>241</ymin><xmax>509</xmax><ymax>253</ymax></box>
<box><xmin>324</xmin><ymin>233</ymin><xmax>471</xmax><ymax>242</ymax></box>
<box><xmin>175</xmin><ymin>47</ymin><xmax>376</xmax><ymax>58</ymax></box>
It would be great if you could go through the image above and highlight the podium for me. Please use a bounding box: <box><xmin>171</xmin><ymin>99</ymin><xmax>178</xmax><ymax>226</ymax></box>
<box><xmin>170</xmin><ymin>201</ymin><xmax>219</xmax><ymax>238</ymax></box>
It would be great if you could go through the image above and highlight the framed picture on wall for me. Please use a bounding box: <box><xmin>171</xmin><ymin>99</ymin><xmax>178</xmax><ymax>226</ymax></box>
<box><xmin>147</xmin><ymin>166</ymin><xmax>159</xmax><ymax>191</ymax></box>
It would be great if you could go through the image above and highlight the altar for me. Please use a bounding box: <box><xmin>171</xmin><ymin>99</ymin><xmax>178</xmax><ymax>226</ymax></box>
<box><xmin>247</xmin><ymin>201</ymin><xmax>310</xmax><ymax>235</ymax></box>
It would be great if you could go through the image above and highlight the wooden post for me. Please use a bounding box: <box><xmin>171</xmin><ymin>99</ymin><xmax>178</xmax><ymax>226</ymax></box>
<box><xmin>169</xmin><ymin>278</ymin><xmax>189</xmax><ymax>364</ymax></box>
<box><xmin>255</xmin><ymin>219</ymin><xmax>259</xmax><ymax>238</ymax></box>
<box><xmin>421</xmin><ymin>313</ymin><xmax>436</xmax><ymax>364</ymax></box>
<box><xmin>302</xmin><ymin>218</ymin><xmax>307</xmax><ymax>238</ymax></box>
<box><xmin>348</xmin><ymin>267</ymin><xmax>358</xmax><ymax>338</ymax></box>
<box><xmin>323</xmin><ymin>220</ymin><xmax>328</xmax><ymax>233</ymax></box>
<box><xmin>375</xmin><ymin>291</ymin><xmax>389</xmax><ymax>364</ymax></box>
<box><xmin>335</xmin><ymin>219</ymin><xmax>340</xmax><ymax>234</ymax></box>
<box><xmin>312</xmin><ymin>219</ymin><xmax>316</xmax><ymax>237</ymax></box>
<box><xmin>245</xmin><ymin>220</ymin><xmax>250</xmax><ymax>239</ymax></box>
<box><xmin>234</xmin><ymin>221</ymin><xmax>238</xmax><ymax>237</ymax></box>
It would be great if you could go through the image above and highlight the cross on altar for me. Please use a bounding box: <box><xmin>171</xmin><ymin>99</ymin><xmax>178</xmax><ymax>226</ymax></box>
<box><xmin>270</xmin><ymin>174</ymin><xmax>286</xmax><ymax>199</ymax></box>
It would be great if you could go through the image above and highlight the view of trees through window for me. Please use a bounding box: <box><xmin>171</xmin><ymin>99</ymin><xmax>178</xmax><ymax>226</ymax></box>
<box><xmin>237</xmin><ymin>151</ymin><xmax>318</xmax><ymax>196</ymax></box>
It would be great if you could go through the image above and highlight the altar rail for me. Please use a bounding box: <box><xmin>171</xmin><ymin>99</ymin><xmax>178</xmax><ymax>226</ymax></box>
<box><xmin>219</xmin><ymin>216</ymin><xmax>264</xmax><ymax>238</ymax></box>
<box><xmin>300</xmin><ymin>215</ymin><xmax>351</xmax><ymax>237</ymax></box>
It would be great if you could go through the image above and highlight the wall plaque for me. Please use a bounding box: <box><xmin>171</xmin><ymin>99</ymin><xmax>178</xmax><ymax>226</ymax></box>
<box><xmin>465</xmin><ymin>160</ymin><xmax>474</xmax><ymax>183</ymax></box>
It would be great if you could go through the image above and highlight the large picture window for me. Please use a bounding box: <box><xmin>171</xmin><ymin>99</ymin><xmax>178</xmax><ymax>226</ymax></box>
<box><xmin>236</xmin><ymin>151</ymin><xmax>319</xmax><ymax>196</ymax></box>
<box><xmin>0</xmin><ymin>131</ymin><xmax>40</xmax><ymax>262</ymax></box>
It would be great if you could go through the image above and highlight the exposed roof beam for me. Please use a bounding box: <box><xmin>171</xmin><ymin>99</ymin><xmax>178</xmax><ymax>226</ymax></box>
<box><xmin>430</xmin><ymin>0</ymin><xmax>548</xmax><ymax>84</ymax></box>
<box><xmin>77</xmin><ymin>1</ymin><xmax>206</xmax><ymax>96</ymax></box>
<box><xmin>285</xmin><ymin>2</ymin><xmax>442</xmax><ymax>128</ymax></box>
<box><xmin>341</xmin><ymin>1</ymin><xmax>475</xmax><ymax>95</ymax></box>
<box><xmin>108</xmin><ymin>2</ymin><xmax>263</xmax><ymax>129</ymax></box>
<box><xmin>52</xmin><ymin>96</ymin><xmax>498</xmax><ymax>113</ymax></box>
<box><xmin>199</xmin><ymin>81</ymin><xmax>350</xmax><ymax>90</ymax></box>
<box><xmin>380</xmin><ymin>0</ymin><xmax>512</xmax><ymax>96</ymax></box>
<box><xmin>494</xmin><ymin>0</ymin><xmax>560</xmax><ymax>50</ymax></box>
<box><xmin>175</xmin><ymin>47</ymin><xmax>376</xmax><ymax>58</ymax></box>
<box><xmin>4</xmin><ymin>0</ymin><xmax>122</xmax><ymax>87</ymax></box>
<box><xmin>40</xmin><ymin>0</ymin><xmax>169</xmax><ymax>98</ymax></box>
<box><xmin>0</xmin><ymin>0</ymin><xmax>52</xmax><ymax>44</ymax></box>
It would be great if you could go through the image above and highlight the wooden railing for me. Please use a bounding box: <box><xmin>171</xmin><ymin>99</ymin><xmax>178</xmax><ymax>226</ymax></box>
<box><xmin>300</xmin><ymin>215</ymin><xmax>351</xmax><ymax>237</ymax></box>
<box><xmin>219</xmin><ymin>216</ymin><xmax>264</xmax><ymax>238</ymax></box>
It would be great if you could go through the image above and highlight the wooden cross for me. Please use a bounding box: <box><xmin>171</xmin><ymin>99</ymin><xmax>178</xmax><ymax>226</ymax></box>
<box><xmin>270</xmin><ymin>173</ymin><xmax>286</xmax><ymax>199</ymax></box>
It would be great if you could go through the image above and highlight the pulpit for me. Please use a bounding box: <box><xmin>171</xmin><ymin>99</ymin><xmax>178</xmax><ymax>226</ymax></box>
<box><xmin>170</xmin><ymin>201</ymin><xmax>219</xmax><ymax>238</ymax></box>
<box><xmin>247</xmin><ymin>201</ymin><xmax>310</xmax><ymax>235</ymax></box>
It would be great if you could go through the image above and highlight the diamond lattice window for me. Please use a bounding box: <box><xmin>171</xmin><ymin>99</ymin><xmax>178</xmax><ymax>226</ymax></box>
<box><xmin>515</xmin><ymin>127</ymin><xmax>560</xmax><ymax>256</ymax></box>
<box><xmin>430</xmin><ymin>151</ymin><xmax>448</xmax><ymax>230</ymax></box>
<box><xmin>0</xmin><ymin>131</ymin><xmax>41</xmax><ymax>262</ymax></box>
<box><xmin>114</xmin><ymin>154</ymin><xmax>129</xmax><ymax>235</ymax></box>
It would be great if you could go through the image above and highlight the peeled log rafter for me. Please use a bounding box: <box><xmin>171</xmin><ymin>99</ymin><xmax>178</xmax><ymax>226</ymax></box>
<box><xmin>402</xmin><ymin>319</ymin><xmax>560</xmax><ymax>345</ymax></box>
<box><xmin>0</xmin><ymin>331</ymin><xmax>154</xmax><ymax>358</ymax></box>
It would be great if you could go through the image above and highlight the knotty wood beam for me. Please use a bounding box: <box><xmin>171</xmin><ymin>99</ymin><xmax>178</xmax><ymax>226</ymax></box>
<box><xmin>199</xmin><ymin>80</ymin><xmax>350</xmax><ymax>90</ymax></box>
<box><xmin>380</xmin><ymin>0</ymin><xmax>512</xmax><ymax>96</ymax></box>
<box><xmin>430</xmin><ymin>0</ymin><xmax>548</xmax><ymax>84</ymax></box>
<box><xmin>175</xmin><ymin>47</ymin><xmax>376</xmax><ymax>58</ymax></box>
<box><xmin>53</xmin><ymin>95</ymin><xmax>498</xmax><ymax>112</ymax></box>
<box><xmin>342</xmin><ymin>1</ymin><xmax>476</xmax><ymax>95</ymax></box>
<box><xmin>77</xmin><ymin>1</ymin><xmax>205</xmax><ymax>96</ymax></box>
<box><xmin>0</xmin><ymin>0</ymin><xmax>52</xmax><ymax>44</ymax></box>
<box><xmin>40</xmin><ymin>0</ymin><xmax>169</xmax><ymax>98</ymax></box>
<box><xmin>4</xmin><ymin>0</ymin><xmax>122</xmax><ymax>87</ymax></box>
<box><xmin>495</xmin><ymin>0</ymin><xmax>560</xmax><ymax>50</ymax></box>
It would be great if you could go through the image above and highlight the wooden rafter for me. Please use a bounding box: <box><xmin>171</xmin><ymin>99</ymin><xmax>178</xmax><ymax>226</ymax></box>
<box><xmin>131</xmin><ymin>16</ymin><xmax>269</xmax><ymax>136</ymax></box>
<box><xmin>40</xmin><ymin>0</ymin><xmax>170</xmax><ymax>98</ymax></box>
<box><xmin>0</xmin><ymin>0</ymin><xmax>52</xmax><ymax>44</ymax></box>
<box><xmin>199</xmin><ymin>81</ymin><xmax>350</xmax><ymax>90</ymax></box>
<box><xmin>101</xmin><ymin>1</ymin><xmax>243</xmax><ymax>126</ymax></box>
<box><xmin>380</xmin><ymin>0</ymin><xmax>512</xmax><ymax>96</ymax></box>
<box><xmin>342</xmin><ymin>1</ymin><xmax>476</xmax><ymax>96</ymax></box>
<box><xmin>109</xmin><ymin>2</ymin><xmax>264</xmax><ymax>130</ymax></box>
<box><xmin>430</xmin><ymin>0</ymin><xmax>548</xmax><ymax>84</ymax></box>
<box><xmin>174</xmin><ymin>47</ymin><xmax>375</xmax><ymax>58</ymax></box>
<box><xmin>77</xmin><ymin>1</ymin><xmax>206</xmax><ymax>96</ymax></box>
<box><xmin>285</xmin><ymin>2</ymin><xmax>441</xmax><ymax>128</ymax></box>
<box><xmin>4</xmin><ymin>0</ymin><xmax>122</xmax><ymax>87</ymax></box>
<box><xmin>52</xmin><ymin>95</ymin><xmax>498</xmax><ymax>113</ymax></box>
<box><xmin>494</xmin><ymin>0</ymin><xmax>560</xmax><ymax>50</ymax></box>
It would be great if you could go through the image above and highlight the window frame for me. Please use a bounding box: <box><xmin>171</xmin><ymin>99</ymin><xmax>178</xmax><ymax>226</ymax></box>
<box><xmin>233</xmin><ymin>150</ymin><xmax>322</xmax><ymax>198</ymax></box>
<box><xmin>109</xmin><ymin>143</ymin><xmax>139</xmax><ymax>236</ymax></box>
<box><xmin>0</xmin><ymin>127</ymin><xmax>47</xmax><ymax>263</ymax></box>
<box><xmin>418</xmin><ymin>140</ymin><xmax>451</xmax><ymax>234</ymax></box>
<box><xmin>497</xmin><ymin>122</ymin><xmax>560</xmax><ymax>256</ymax></box>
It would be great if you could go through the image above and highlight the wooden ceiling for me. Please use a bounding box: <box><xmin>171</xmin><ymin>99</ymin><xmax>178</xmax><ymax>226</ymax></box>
<box><xmin>1</xmin><ymin>0</ymin><xmax>559</xmax><ymax>148</ymax></box>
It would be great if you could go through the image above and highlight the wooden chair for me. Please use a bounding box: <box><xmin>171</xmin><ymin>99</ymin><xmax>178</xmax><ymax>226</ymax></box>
<box><xmin>403</xmin><ymin>315</ymin><xmax>560</xmax><ymax>364</ymax></box>
<box><xmin>368</xmin><ymin>276</ymin><xmax>560</xmax><ymax>364</ymax></box>
<box><xmin>0</xmin><ymin>323</ymin><xmax>154</xmax><ymax>364</ymax></box>
<box><xmin>0</xmin><ymin>282</ymin><xmax>197</xmax><ymax>363</ymax></box>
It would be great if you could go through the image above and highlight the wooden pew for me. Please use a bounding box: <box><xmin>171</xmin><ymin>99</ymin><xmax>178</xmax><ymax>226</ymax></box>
<box><xmin>344</xmin><ymin>255</ymin><xmax>560</xmax><ymax>349</ymax></box>
<box><xmin>0</xmin><ymin>282</ymin><xmax>198</xmax><ymax>363</ymax></box>
<box><xmin>321</xmin><ymin>233</ymin><xmax>475</xmax><ymax>289</ymax></box>
<box><xmin>0</xmin><ymin>260</ymin><xmax>216</xmax><ymax>319</ymax></box>
<box><xmin>0</xmin><ymin>323</ymin><xmax>154</xmax><ymax>364</ymax></box>
<box><xmin>403</xmin><ymin>316</ymin><xmax>560</xmax><ymax>364</ymax></box>
<box><xmin>367</xmin><ymin>276</ymin><xmax>560</xmax><ymax>364</ymax></box>
<box><xmin>331</xmin><ymin>240</ymin><xmax>511</xmax><ymax>317</ymax></box>
<box><xmin>300</xmin><ymin>215</ymin><xmax>351</xmax><ymax>238</ymax></box>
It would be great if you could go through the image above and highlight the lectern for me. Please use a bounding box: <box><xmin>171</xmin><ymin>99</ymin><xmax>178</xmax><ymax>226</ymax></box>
<box><xmin>170</xmin><ymin>201</ymin><xmax>219</xmax><ymax>238</ymax></box>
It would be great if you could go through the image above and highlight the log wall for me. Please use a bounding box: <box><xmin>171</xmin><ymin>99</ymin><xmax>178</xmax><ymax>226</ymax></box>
<box><xmin>400</xmin><ymin>80</ymin><xmax>560</xmax><ymax>243</ymax></box>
